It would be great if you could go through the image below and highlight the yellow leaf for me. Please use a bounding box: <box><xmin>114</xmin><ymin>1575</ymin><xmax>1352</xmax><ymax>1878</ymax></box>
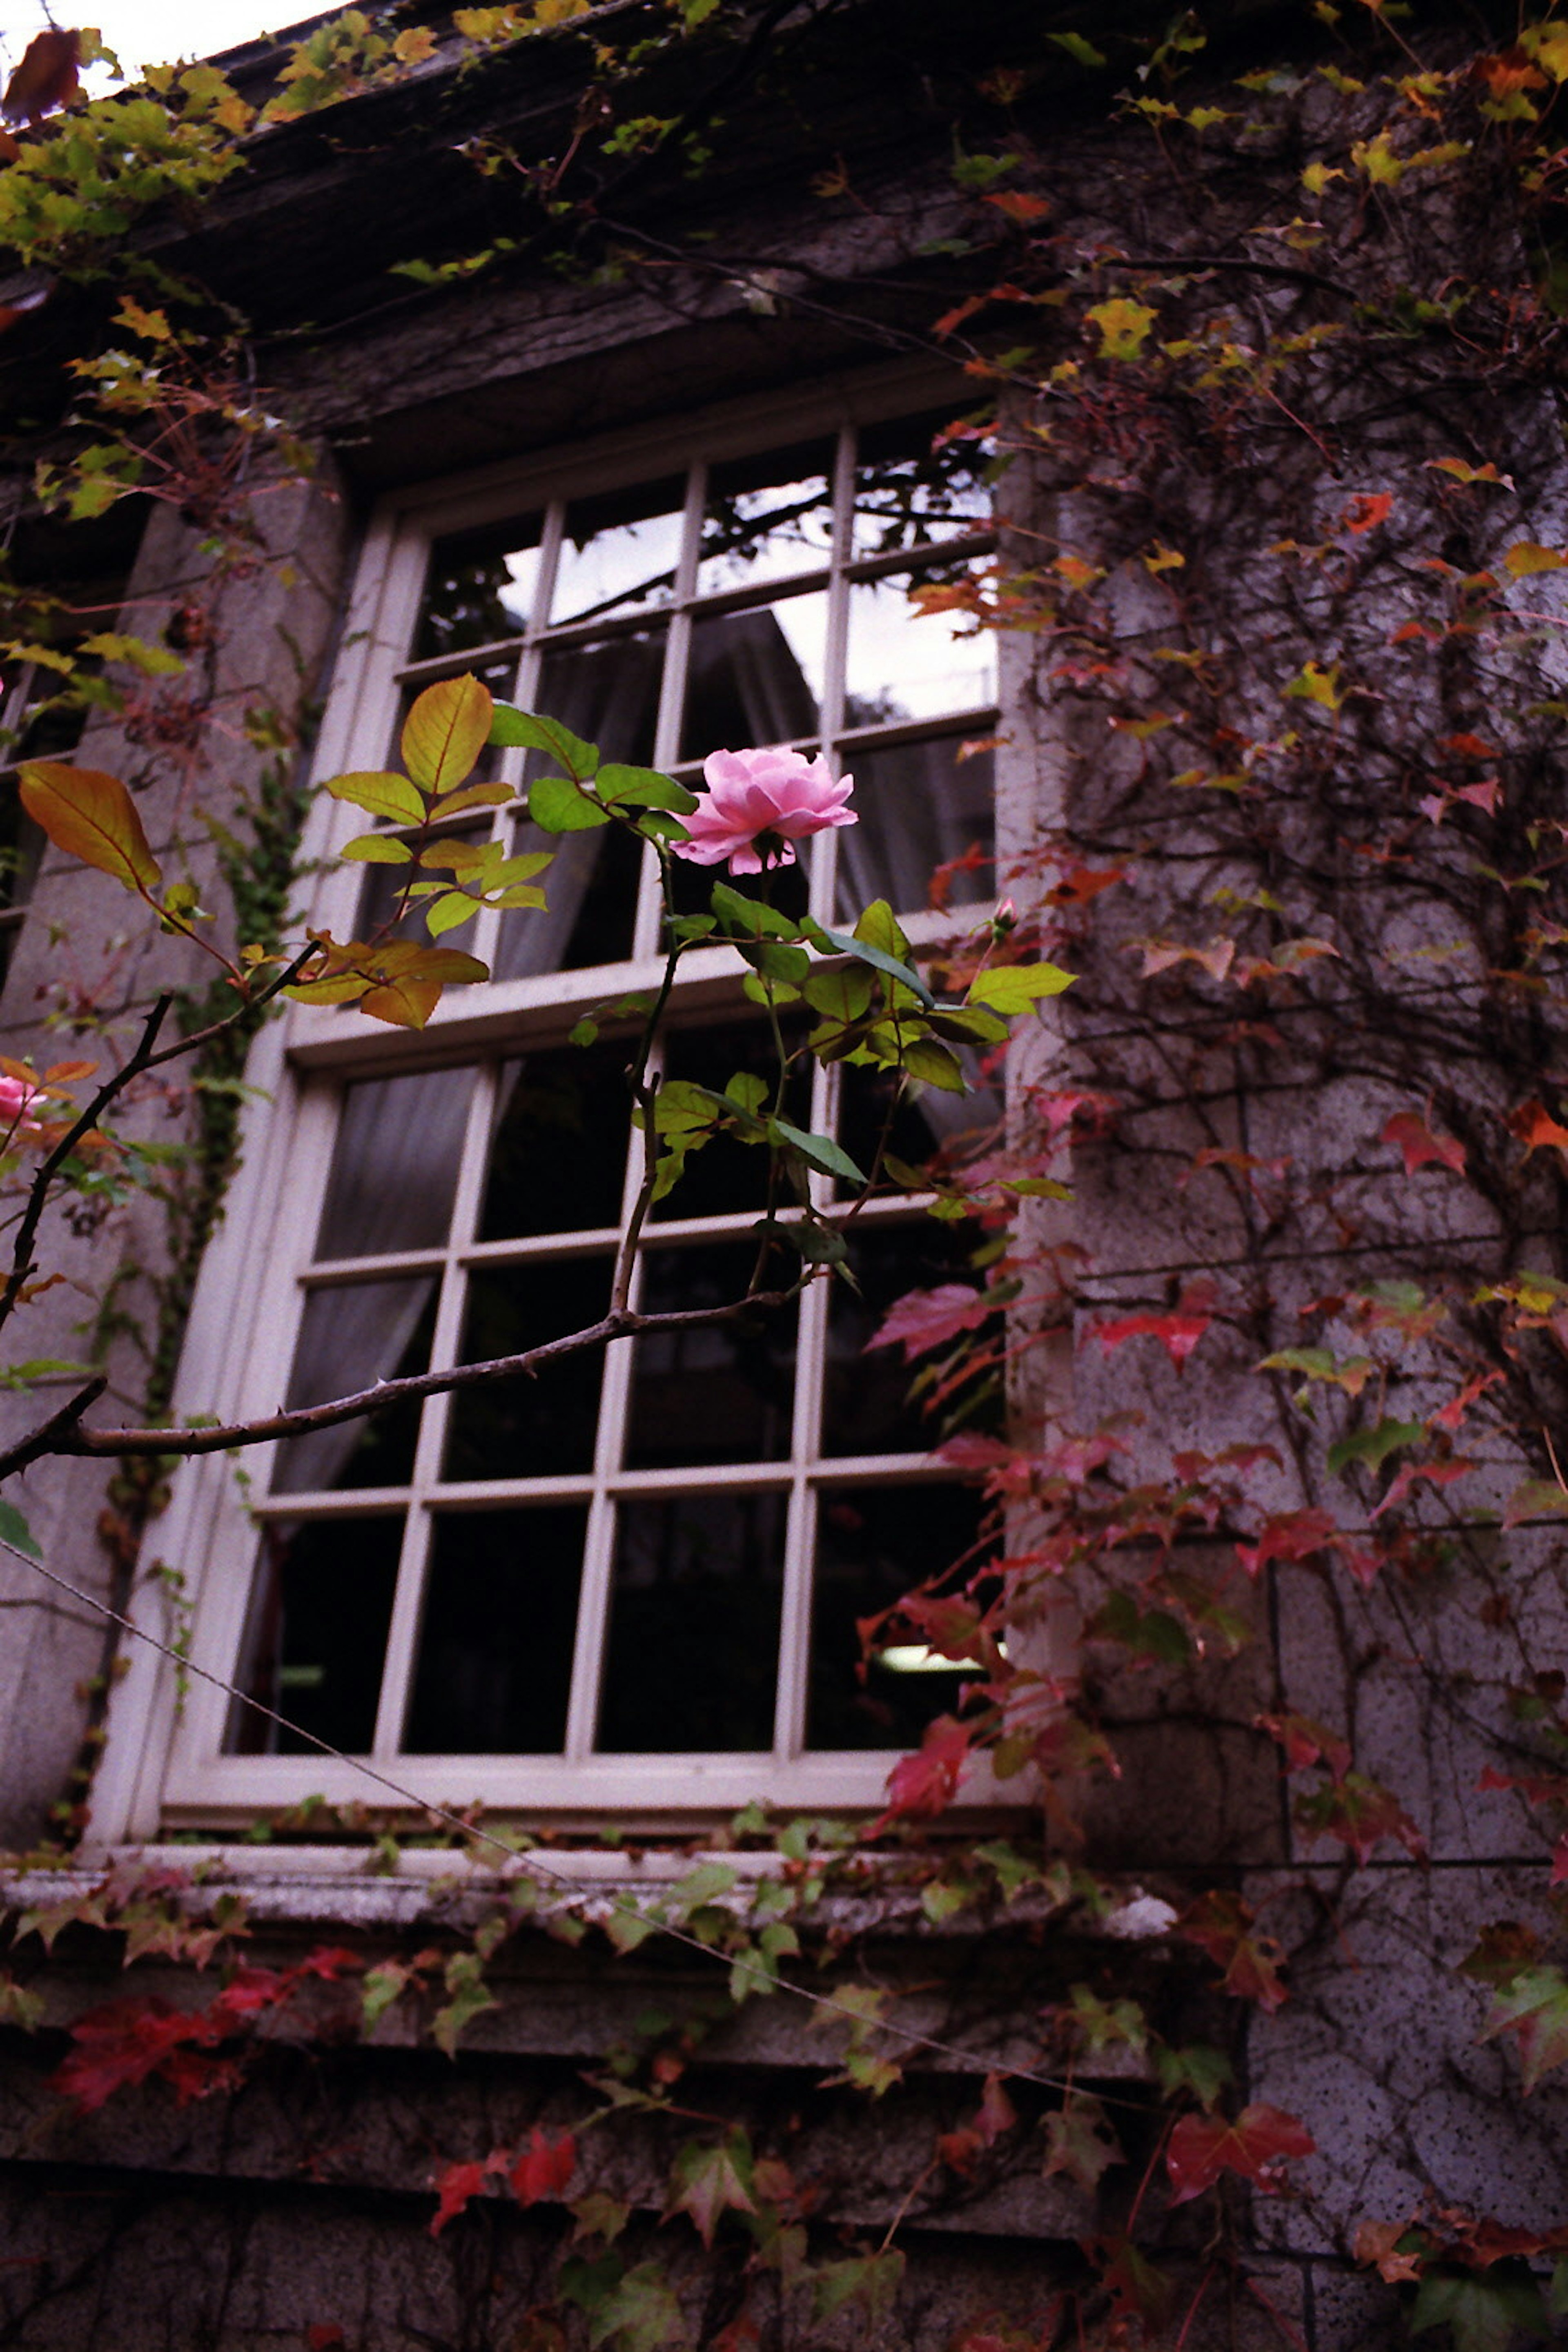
<box><xmin>393</xmin><ymin>23</ymin><xmax>438</xmax><ymax>58</ymax></box>
<box><xmin>361</xmin><ymin>976</ymin><xmax>443</xmax><ymax>1027</ymax></box>
<box><xmin>1144</xmin><ymin>542</ymin><xmax>1185</xmax><ymax>574</ymax></box>
<box><xmin>1503</xmin><ymin>542</ymin><xmax>1568</xmax><ymax>578</ymax></box>
<box><xmin>1283</xmin><ymin>661</ymin><xmax>1344</xmax><ymax>711</ymax></box>
<box><xmin>1351</xmin><ymin>134</ymin><xmax>1403</xmax><ymax>185</ymax></box>
<box><xmin>1534</xmin><ymin>22</ymin><xmax>1568</xmax><ymax>79</ymax></box>
<box><xmin>1086</xmin><ymin>297</ymin><xmax>1157</xmax><ymax>360</ymax></box>
<box><xmin>113</xmin><ymin>296</ymin><xmax>172</xmax><ymax>342</ymax></box>
<box><xmin>401</xmin><ymin>674</ymin><xmax>494</xmax><ymax>793</ymax></box>
<box><xmin>18</xmin><ymin>762</ymin><xmax>161</xmax><ymax>896</ymax></box>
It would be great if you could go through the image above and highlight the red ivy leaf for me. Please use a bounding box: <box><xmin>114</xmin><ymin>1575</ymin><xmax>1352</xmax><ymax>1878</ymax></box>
<box><xmin>429</xmin><ymin>2158</ymin><xmax>494</xmax><ymax>2238</ymax></box>
<box><xmin>1509</xmin><ymin>1099</ymin><xmax>1568</xmax><ymax>1157</ymax></box>
<box><xmin>1382</xmin><ymin>1109</ymin><xmax>1466</xmax><ymax>1176</ymax></box>
<box><xmin>1294</xmin><ymin>1771</ymin><xmax>1427</xmax><ymax>1865</ymax></box>
<box><xmin>1092</xmin><ymin>1308</ymin><xmax>1211</xmax><ymax>1368</ymax></box>
<box><xmin>1178</xmin><ymin>1891</ymin><xmax>1290</xmax><ymax>2013</ymax></box>
<box><xmin>1481</xmin><ymin>1966</ymin><xmax>1568</xmax><ymax>2095</ymax></box>
<box><xmin>1343</xmin><ymin>492</ymin><xmax>1393</xmax><ymax>533</ymax></box>
<box><xmin>867</xmin><ymin>1283</ymin><xmax>994</xmax><ymax>1363</ymax></box>
<box><xmin>510</xmin><ymin>2128</ymin><xmax>577</xmax><ymax>2206</ymax></box>
<box><xmin>1256</xmin><ymin>1711</ymin><xmax>1352</xmax><ymax>1780</ymax></box>
<box><xmin>1234</xmin><ymin>1507</ymin><xmax>1337</xmax><ymax>1581</ymax></box>
<box><xmin>874</xmin><ymin>1713</ymin><xmax>973</xmax><ymax>1828</ymax></box>
<box><xmin>1165</xmin><ymin>2103</ymin><xmax>1316</xmax><ymax>2205</ymax></box>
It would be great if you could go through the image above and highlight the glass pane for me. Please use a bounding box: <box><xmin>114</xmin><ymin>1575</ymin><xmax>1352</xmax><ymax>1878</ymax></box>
<box><xmin>318</xmin><ymin>1066</ymin><xmax>473</xmax><ymax>1258</ymax></box>
<box><xmin>404</xmin><ymin>1507</ymin><xmax>586</xmax><ymax>1753</ymax></box>
<box><xmin>531</xmin><ymin>629</ymin><xmax>665</xmax><ymax>772</ymax></box>
<box><xmin>835</xmin><ymin>1060</ymin><xmax>995</xmax><ymax>1196</ymax></box>
<box><xmin>551</xmin><ymin>477</ymin><xmax>686</xmax><ymax>625</ymax></box>
<box><xmin>625</xmin><ymin>1242</ymin><xmax>797</xmax><ymax>1469</ymax></box>
<box><xmin>226</xmin><ymin>1517</ymin><xmax>400</xmax><ymax>1755</ymax></box>
<box><xmin>852</xmin><ymin>415</ymin><xmax>991</xmax><ymax>557</ymax></box>
<box><xmin>416</xmin><ymin>517</ymin><xmax>543</xmax><ymax>658</ymax></box>
<box><xmin>356</xmin><ymin>818</ymin><xmax>491</xmax><ymax>947</ymax></box>
<box><xmin>822</xmin><ymin>1222</ymin><xmax>991</xmax><ymax>1456</ymax></box>
<box><xmin>680</xmin><ymin>596</ymin><xmax>826</xmax><ymax>762</ymax></box>
<box><xmin>479</xmin><ymin>1040</ymin><xmax>630</xmax><ymax>1240</ymax></box>
<box><xmin>697</xmin><ymin>443</ymin><xmax>835</xmax><ymax>595</ymax></box>
<box><xmin>651</xmin><ymin>1018</ymin><xmax>811</xmax><ymax>1221</ymax></box>
<box><xmin>808</xmin><ymin>1483</ymin><xmax>987</xmax><ymax>1747</ymax></box>
<box><xmin>597</xmin><ymin>1492</ymin><xmax>785</xmax><ymax>1751</ymax></box>
<box><xmin>835</xmin><ymin>734</ymin><xmax>994</xmax><ymax>918</ymax></box>
<box><xmin>445</xmin><ymin>1256</ymin><xmax>612</xmax><ymax>1479</ymax></box>
<box><xmin>492</xmin><ymin>811</ymin><xmax>645</xmax><ymax>980</ymax></box>
<box><xmin>274</xmin><ymin>1278</ymin><xmax>437</xmax><ymax>1493</ymax></box>
<box><xmin>845</xmin><ymin>572</ymin><xmax>997</xmax><ymax>724</ymax></box>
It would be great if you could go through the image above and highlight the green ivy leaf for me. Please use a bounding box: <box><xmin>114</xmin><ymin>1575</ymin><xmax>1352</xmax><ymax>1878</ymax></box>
<box><xmin>0</xmin><ymin>1498</ymin><xmax>40</xmax><ymax>1560</ymax></box>
<box><xmin>1411</xmin><ymin>2264</ymin><xmax>1548</xmax><ymax>2352</ymax></box>
<box><xmin>1326</xmin><ymin>1419</ymin><xmax>1425</xmax><ymax>1478</ymax></box>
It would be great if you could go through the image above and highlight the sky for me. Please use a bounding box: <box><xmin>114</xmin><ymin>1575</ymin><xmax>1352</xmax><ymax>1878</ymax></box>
<box><xmin>4</xmin><ymin>0</ymin><xmax>297</xmax><ymax>85</ymax></box>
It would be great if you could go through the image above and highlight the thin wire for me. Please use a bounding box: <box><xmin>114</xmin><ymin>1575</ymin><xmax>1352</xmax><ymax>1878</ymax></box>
<box><xmin>1</xmin><ymin>1531</ymin><xmax>1165</xmax><ymax>2113</ymax></box>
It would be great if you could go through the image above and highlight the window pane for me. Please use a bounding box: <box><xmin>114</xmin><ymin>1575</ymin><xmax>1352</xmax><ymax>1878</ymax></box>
<box><xmin>274</xmin><ymin>1277</ymin><xmax>437</xmax><ymax>1493</ymax></box>
<box><xmin>416</xmin><ymin>517</ymin><xmax>543</xmax><ymax>658</ymax></box>
<box><xmin>665</xmin><ymin>833</ymin><xmax>810</xmax><ymax>931</ymax></box>
<box><xmin>479</xmin><ymin>1040</ymin><xmax>631</xmax><ymax>1239</ymax></box>
<box><xmin>808</xmin><ymin>1483</ymin><xmax>987</xmax><ymax>1747</ymax></box>
<box><xmin>404</xmin><ymin>1508</ymin><xmax>586</xmax><ymax>1753</ymax></box>
<box><xmin>852</xmin><ymin>416</ymin><xmax>991</xmax><ymax>557</ymax></box>
<box><xmin>226</xmin><ymin>1517</ymin><xmax>400</xmax><ymax>1755</ymax></box>
<box><xmin>597</xmin><ymin>1492</ymin><xmax>785</xmax><ymax>1751</ymax></box>
<box><xmin>822</xmin><ymin>1222</ymin><xmax>989</xmax><ymax>1456</ymax></box>
<box><xmin>318</xmin><ymin>1067</ymin><xmax>473</xmax><ymax>1258</ymax></box>
<box><xmin>625</xmin><ymin>1242</ymin><xmax>797</xmax><ymax>1468</ymax></box>
<box><xmin>532</xmin><ymin>629</ymin><xmax>665</xmax><ymax>773</ymax></box>
<box><xmin>697</xmin><ymin>442</ymin><xmax>835</xmax><ymax>595</ymax></box>
<box><xmin>681</xmin><ymin>598</ymin><xmax>826</xmax><ymax>762</ymax></box>
<box><xmin>492</xmin><ymin>810</ymin><xmax>645</xmax><ymax>980</ymax></box>
<box><xmin>836</xmin><ymin>1060</ymin><xmax>996</xmax><ymax>1196</ymax></box>
<box><xmin>652</xmin><ymin>1019</ymin><xmax>811</xmax><ymax>1221</ymax></box>
<box><xmin>835</xmin><ymin>734</ymin><xmax>994</xmax><ymax>918</ymax></box>
<box><xmin>551</xmin><ymin>478</ymin><xmax>685</xmax><ymax>625</ymax></box>
<box><xmin>845</xmin><ymin>572</ymin><xmax>997</xmax><ymax>724</ymax></box>
<box><xmin>445</xmin><ymin>1257</ymin><xmax>612</xmax><ymax>1479</ymax></box>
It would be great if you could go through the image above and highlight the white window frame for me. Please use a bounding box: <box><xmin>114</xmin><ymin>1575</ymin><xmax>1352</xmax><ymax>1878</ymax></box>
<box><xmin>95</xmin><ymin>359</ymin><xmax>1025</xmax><ymax>1844</ymax></box>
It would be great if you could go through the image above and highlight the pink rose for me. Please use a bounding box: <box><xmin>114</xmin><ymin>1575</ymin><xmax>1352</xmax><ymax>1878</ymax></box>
<box><xmin>673</xmin><ymin>746</ymin><xmax>856</xmax><ymax>875</ymax></box>
<box><xmin>0</xmin><ymin>1075</ymin><xmax>46</xmax><ymax>1136</ymax></box>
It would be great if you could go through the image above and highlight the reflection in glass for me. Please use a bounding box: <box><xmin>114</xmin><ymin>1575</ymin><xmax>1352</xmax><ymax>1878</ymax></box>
<box><xmin>446</xmin><ymin>1257</ymin><xmax>612</xmax><ymax>1479</ymax></box>
<box><xmin>652</xmin><ymin>1019</ymin><xmax>811</xmax><ymax>1220</ymax></box>
<box><xmin>697</xmin><ymin>443</ymin><xmax>834</xmax><ymax>594</ymax></box>
<box><xmin>680</xmin><ymin>600</ymin><xmax>825</xmax><ymax>762</ymax></box>
<box><xmin>597</xmin><ymin>1492</ymin><xmax>785</xmax><ymax>1751</ymax></box>
<box><xmin>822</xmin><ymin>1222</ymin><xmax>992</xmax><ymax>1456</ymax></box>
<box><xmin>836</xmin><ymin>1060</ymin><xmax>985</xmax><ymax>1196</ymax></box>
<box><xmin>852</xmin><ymin>415</ymin><xmax>991</xmax><ymax>557</ymax></box>
<box><xmin>492</xmin><ymin>813</ymin><xmax>645</xmax><ymax>980</ymax></box>
<box><xmin>552</xmin><ymin>479</ymin><xmax>685</xmax><ymax>625</ymax></box>
<box><xmin>626</xmin><ymin>1243</ymin><xmax>797</xmax><ymax>1468</ymax></box>
<box><xmin>404</xmin><ymin>1508</ymin><xmax>586</xmax><ymax>1752</ymax></box>
<box><xmin>318</xmin><ymin>1067</ymin><xmax>473</xmax><ymax>1258</ymax></box>
<box><xmin>227</xmin><ymin>1517</ymin><xmax>400</xmax><ymax>1753</ymax></box>
<box><xmin>808</xmin><ymin>1483</ymin><xmax>986</xmax><ymax>1746</ymax></box>
<box><xmin>845</xmin><ymin>572</ymin><xmax>997</xmax><ymax>725</ymax></box>
<box><xmin>416</xmin><ymin>515</ymin><xmax>543</xmax><ymax>658</ymax></box>
<box><xmin>835</xmin><ymin>734</ymin><xmax>993</xmax><ymax>918</ymax></box>
<box><xmin>479</xmin><ymin>1041</ymin><xmax>630</xmax><ymax>1240</ymax></box>
<box><xmin>274</xmin><ymin>1279</ymin><xmax>437</xmax><ymax>1493</ymax></box>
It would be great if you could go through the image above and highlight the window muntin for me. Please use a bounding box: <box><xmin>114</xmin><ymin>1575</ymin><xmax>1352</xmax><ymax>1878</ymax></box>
<box><xmin>169</xmin><ymin>392</ymin><xmax>1007</xmax><ymax>1820</ymax></box>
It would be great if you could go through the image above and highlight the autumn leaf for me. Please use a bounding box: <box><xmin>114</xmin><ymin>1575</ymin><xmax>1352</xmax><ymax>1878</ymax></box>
<box><xmin>1165</xmin><ymin>2102</ymin><xmax>1315</xmax><ymax>2205</ymax></box>
<box><xmin>1482</xmin><ymin>1965</ymin><xmax>1568</xmax><ymax>2094</ymax></box>
<box><xmin>401</xmin><ymin>673</ymin><xmax>494</xmax><ymax>793</ymax></box>
<box><xmin>1508</xmin><ymin>1099</ymin><xmax>1568</xmax><ymax>1156</ymax></box>
<box><xmin>874</xmin><ymin>1713</ymin><xmax>973</xmax><ymax>1826</ymax></box>
<box><xmin>866</xmin><ymin>1283</ymin><xmax>995</xmax><ymax>1363</ymax></box>
<box><xmin>429</xmin><ymin>2155</ymin><xmax>496</xmax><ymax>2236</ymax></box>
<box><xmin>2</xmin><ymin>27</ymin><xmax>79</xmax><ymax>124</ymax></box>
<box><xmin>1383</xmin><ymin>1109</ymin><xmax>1466</xmax><ymax>1175</ymax></box>
<box><xmin>667</xmin><ymin>2133</ymin><xmax>756</xmax><ymax>2249</ymax></box>
<box><xmin>1294</xmin><ymin>1770</ymin><xmax>1426</xmax><ymax>1864</ymax></box>
<box><xmin>1087</xmin><ymin>297</ymin><xmax>1157</xmax><ymax>359</ymax></box>
<box><xmin>19</xmin><ymin>762</ymin><xmax>161</xmax><ymax>896</ymax></box>
<box><xmin>1503</xmin><ymin>542</ymin><xmax>1568</xmax><ymax>578</ymax></box>
<box><xmin>511</xmin><ymin>2127</ymin><xmax>577</xmax><ymax>2205</ymax></box>
<box><xmin>1178</xmin><ymin>1891</ymin><xmax>1290</xmax><ymax>2012</ymax></box>
<box><xmin>1042</xmin><ymin>2089</ymin><xmax>1123</xmax><ymax>2189</ymax></box>
<box><xmin>1091</xmin><ymin>1306</ymin><xmax>1211</xmax><ymax>1369</ymax></box>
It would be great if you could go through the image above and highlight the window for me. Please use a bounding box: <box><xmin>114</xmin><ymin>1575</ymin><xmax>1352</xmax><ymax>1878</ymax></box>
<box><xmin>129</xmin><ymin>372</ymin><xmax>1012</xmax><ymax>1832</ymax></box>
